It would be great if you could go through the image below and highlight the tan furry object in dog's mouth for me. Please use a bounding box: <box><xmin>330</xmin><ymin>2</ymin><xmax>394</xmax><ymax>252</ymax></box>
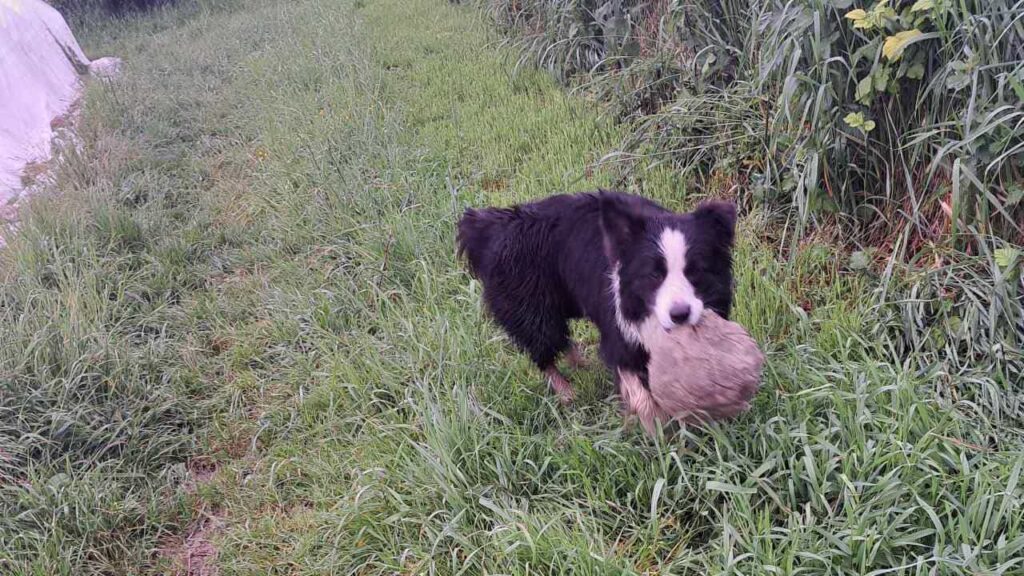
<box><xmin>620</xmin><ymin>312</ymin><xmax>764</xmax><ymax>434</ymax></box>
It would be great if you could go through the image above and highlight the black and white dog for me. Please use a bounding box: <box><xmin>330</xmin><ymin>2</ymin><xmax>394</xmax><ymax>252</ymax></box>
<box><xmin>457</xmin><ymin>190</ymin><xmax>736</xmax><ymax>411</ymax></box>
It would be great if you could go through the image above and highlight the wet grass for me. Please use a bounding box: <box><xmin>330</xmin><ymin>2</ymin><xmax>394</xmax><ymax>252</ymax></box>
<box><xmin>0</xmin><ymin>0</ymin><xmax>1021</xmax><ymax>574</ymax></box>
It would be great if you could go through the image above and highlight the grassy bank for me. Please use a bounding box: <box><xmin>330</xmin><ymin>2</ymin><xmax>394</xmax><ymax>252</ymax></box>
<box><xmin>1</xmin><ymin>0</ymin><xmax>1022</xmax><ymax>574</ymax></box>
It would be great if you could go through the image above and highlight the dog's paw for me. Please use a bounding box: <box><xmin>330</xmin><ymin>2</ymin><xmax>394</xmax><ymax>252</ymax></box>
<box><xmin>545</xmin><ymin>367</ymin><xmax>576</xmax><ymax>406</ymax></box>
<box><xmin>618</xmin><ymin>369</ymin><xmax>669</xmax><ymax>436</ymax></box>
<box><xmin>556</xmin><ymin>387</ymin><xmax>575</xmax><ymax>406</ymax></box>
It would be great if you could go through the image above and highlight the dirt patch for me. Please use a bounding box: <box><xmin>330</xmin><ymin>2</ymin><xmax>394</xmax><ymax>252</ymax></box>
<box><xmin>158</xmin><ymin>458</ymin><xmax>225</xmax><ymax>576</ymax></box>
<box><xmin>175</xmin><ymin>513</ymin><xmax>224</xmax><ymax>576</ymax></box>
<box><xmin>184</xmin><ymin>457</ymin><xmax>218</xmax><ymax>492</ymax></box>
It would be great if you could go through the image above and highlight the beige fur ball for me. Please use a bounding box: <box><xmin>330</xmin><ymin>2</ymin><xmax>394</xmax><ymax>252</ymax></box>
<box><xmin>619</xmin><ymin>312</ymin><xmax>764</xmax><ymax>434</ymax></box>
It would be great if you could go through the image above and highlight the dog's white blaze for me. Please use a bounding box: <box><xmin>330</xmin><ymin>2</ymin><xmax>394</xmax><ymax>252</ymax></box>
<box><xmin>610</xmin><ymin>265</ymin><xmax>643</xmax><ymax>345</ymax></box>
<box><xmin>655</xmin><ymin>228</ymin><xmax>704</xmax><ymax>329</ymax></box>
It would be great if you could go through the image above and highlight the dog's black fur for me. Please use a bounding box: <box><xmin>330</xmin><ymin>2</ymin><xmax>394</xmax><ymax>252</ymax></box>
<box><xmin>457</xmin><ymin>190</ymin><xmax>736</xmax><ymax>394</ymax></box>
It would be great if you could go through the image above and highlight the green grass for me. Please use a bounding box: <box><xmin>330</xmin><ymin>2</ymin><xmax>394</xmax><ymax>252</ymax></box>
<box><xmin>1</xmin><ymin>0</ymin><xmax>1022</xmax><ymax>574</ymax></box>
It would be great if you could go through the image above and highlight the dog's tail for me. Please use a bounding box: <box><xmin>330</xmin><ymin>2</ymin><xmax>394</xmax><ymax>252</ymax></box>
<box><xmin>456</xmin><ymin>207</ymin><xmax>506</xmax><ymax>278</ymax></box>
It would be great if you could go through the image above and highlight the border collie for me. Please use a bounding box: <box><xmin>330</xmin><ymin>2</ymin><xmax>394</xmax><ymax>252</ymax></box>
<box><xmin>457</xmin><ymin>190</ymin><xmax>736</xmax><ymax>415</ymax></box>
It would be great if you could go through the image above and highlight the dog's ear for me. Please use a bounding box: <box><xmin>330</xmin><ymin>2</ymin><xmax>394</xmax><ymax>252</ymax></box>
<box><xmin>694</xmin><ymin>200</ymin><xmax>736</xmax><ymax>247</ymax></box>
<box><xmin>599</xmin><ymin>191</ymin><xmax>645</xmax><ymax>263</ymax></box>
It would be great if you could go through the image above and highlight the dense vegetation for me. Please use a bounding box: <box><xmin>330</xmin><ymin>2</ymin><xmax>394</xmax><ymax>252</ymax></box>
<box><xmin>478</xmin><ymin>0</ymin><xmax>1024</xmax><ymax>245</ymax></box>
<box><xmin>1</xmin><ymin>0</ymin><xmax>1022</xmax><ymax>574</ymax></box>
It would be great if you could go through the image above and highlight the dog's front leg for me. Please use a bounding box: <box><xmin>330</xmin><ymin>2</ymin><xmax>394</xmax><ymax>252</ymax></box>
<box><xmin>543</xmin><ymin>366</ymin><xmax>575</xmax><ymax>406</ymax></box>
<box><xmin>617</xmin><ymin>369</ymin><xmax>669</xmax><ymax>436</ymax></box>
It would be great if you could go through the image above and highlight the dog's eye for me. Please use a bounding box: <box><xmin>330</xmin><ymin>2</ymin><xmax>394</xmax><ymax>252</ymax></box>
<box><xmin>647</xmin><ymin>259</ymin><xmax>666</xmax><ymax>280</ymax></box>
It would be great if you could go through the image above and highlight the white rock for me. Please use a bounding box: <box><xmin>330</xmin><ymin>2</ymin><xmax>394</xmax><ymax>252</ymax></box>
<box><xmin>89</xmin><ymin>56</ymin><xmax>124</xmax><ymax>79</ymax></box>
<box><xmin>0</xmin><ymin>0</ymin><xmax>121</xmax><ymax>205</ymax></box>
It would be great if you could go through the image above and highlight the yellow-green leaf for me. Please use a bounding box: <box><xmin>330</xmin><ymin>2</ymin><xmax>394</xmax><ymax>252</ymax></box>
<box><xmin>883</xmin><ymin>29</ymin><xmax>923</xmax><ymax>61</ymax></box>
<box><xmin>843</xmin><ymin>112</ymin><xmax>875</xmax><ymax>133</ymax></box>
<box><xmin>845</xmin><ymin>9</ymin><xmax>868</xmax><ymax>20</ymax></box>
<box><xmin>856</xmin><ymin>75</ymin><xmax>873</xmax><ymax>103</ymax></box>
<box><xmin>910</xmin><ymin>0</ymin><xmax>934</xmax><ymax>11</ymax></box>
<box><xmin>994</xmin><ymin>248</ymin><xmax>1020</xmax><ymax>270</ymax></box>
<box><xmin>873</xmin><ymin>67</ymin><xmax>889</xmax><ymax>91</ymax></box>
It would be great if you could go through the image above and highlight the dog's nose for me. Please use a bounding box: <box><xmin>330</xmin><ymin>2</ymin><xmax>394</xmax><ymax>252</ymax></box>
<box><xmin>669</xmin><ymin>303</ymin><xmax>692</xmax><ymax>325</ymax></box>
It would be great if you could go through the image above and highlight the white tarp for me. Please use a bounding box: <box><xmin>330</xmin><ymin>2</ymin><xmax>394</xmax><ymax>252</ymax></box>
<box><xmin>0</xmin><ymin>0</ymin><xmax>120</xmax><ymax>209</ymax></box>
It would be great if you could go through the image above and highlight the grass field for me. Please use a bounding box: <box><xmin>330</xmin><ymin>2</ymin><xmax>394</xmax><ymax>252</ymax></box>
<box><xmin>1</xmin><ymin>0</ymin><xmax>1022</xmax><ymax>574</ymax></box>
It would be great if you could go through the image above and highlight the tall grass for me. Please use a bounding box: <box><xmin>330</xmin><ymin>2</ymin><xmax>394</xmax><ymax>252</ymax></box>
<box><xmin>483</xmin><ymin>0</ymin><xmax>1024</xmax><ymax>244</ymax></box>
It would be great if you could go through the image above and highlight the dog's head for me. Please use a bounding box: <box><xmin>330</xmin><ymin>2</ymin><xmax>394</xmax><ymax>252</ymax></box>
<box><xmin>600</xmin><ymin>192</ymin><xmax>736</xmax><ymax>340</ymax></box>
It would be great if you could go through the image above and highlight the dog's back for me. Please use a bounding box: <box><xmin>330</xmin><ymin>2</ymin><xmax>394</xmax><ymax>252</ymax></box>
<box><xmin>457</xmin><ymin>194</ymin><xmax>589</xmax><ymax>277</ymax></box>
<box><xmin>456</xmin><ymin>195</ymin><xmax>603</xmax><ymax>369</ymax></box>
